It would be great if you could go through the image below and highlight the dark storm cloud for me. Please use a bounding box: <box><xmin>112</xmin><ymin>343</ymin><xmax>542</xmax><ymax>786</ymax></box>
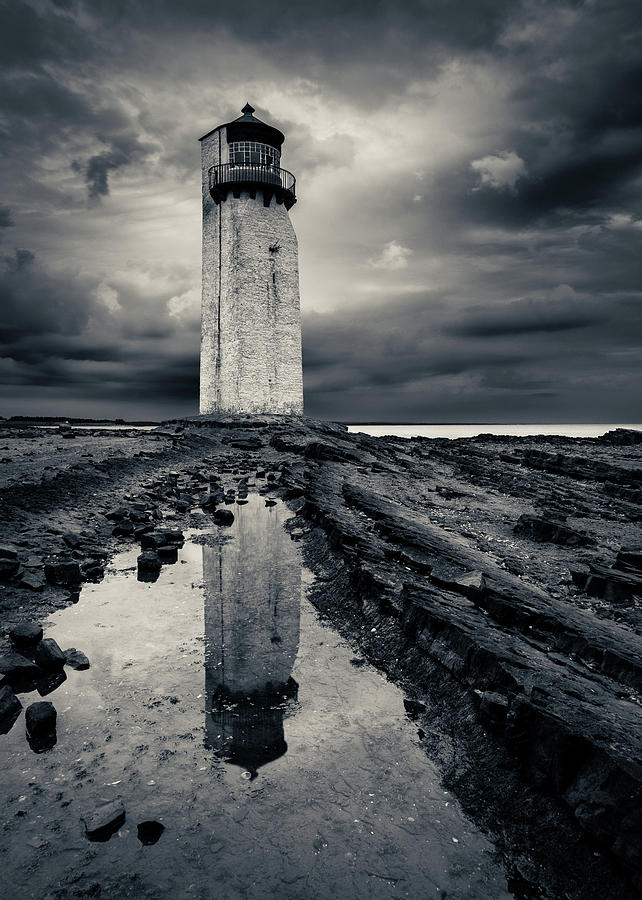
<box><xmin>302</xmin><ymin>284</ymin><xmax>641</xmax><ymax>422</ymax></box>
<box><xmin>0</xmin><ymin>0</ymin><xmax>89</xmax><ymax>68</ymax></box>
<box><xmin>0</xmin><ymin>248</ymin><xmax>97</xmax><ymax>343</ymax></box>
<box><xmin>77</xmin><ymin>0</ymin><xmax>515</xmax><ymax>51</ymax></box>
<box><xmin>71</xmin><ymin>129</ymin><xmax>159</xmax><ymax>199</ymax></box>
<box><xmin>447</xmin><ymin>294</ymin><xmax>608</xmax><ymax>338</ymax></box>
<box><xmin>0</xmin><ymin>0</ymin><xmax>640</xmax><ymax>420</ymax></box>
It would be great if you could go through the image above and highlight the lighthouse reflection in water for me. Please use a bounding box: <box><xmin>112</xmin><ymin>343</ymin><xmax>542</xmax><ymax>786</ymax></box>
<box><xmin>202</xmin><ymin>496</ymin><xmax>301</xmax><ymax>778</ymax></box>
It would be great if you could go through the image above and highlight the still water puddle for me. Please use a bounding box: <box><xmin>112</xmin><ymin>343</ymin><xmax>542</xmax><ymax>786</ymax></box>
<box><xmin>1</xmin><ymin>495</ymin><xmax>513</xmax><ymax>899</ymax></box>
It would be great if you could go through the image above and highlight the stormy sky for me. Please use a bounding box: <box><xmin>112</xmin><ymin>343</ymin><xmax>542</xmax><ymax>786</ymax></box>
<box><xmin>1</xmin><ymin>0</ymin><xmax>641</xmax><ymax>422</ymax></box>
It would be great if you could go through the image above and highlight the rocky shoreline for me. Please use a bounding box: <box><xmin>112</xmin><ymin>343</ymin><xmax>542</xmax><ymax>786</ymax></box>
<box><xmin>1</xmin><ymin>416</ymin><xmax>640</xmax><ymax>899</ymax></box>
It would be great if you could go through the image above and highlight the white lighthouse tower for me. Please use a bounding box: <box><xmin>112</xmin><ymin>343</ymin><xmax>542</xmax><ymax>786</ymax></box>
<box><xmin>199</xmin><ymin>104</ymin><xmax>303</xmax><ymax>415</ymax></box>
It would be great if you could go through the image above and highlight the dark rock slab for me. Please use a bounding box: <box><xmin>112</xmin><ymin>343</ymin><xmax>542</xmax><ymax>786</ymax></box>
<box><xmin>616</xmin><ymin>548</ymin><xmax>642</xmax><ymax>572</ymax></box>
<box><xmin>573</xmin><ymin>563</ymin><xmax>642</xmax><ymax>602</ymax></box>
<box><xmin>513</xmin><ymin>514</ymin><xmax>594</xmax><ymax>547</ymax></box>
<box><xmin>304</xmin><ymin>440</ymin><xmax>362</xmax><ymax>464</ymax></box>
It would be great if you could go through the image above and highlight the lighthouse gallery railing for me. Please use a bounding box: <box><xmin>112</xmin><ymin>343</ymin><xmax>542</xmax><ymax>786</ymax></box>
<box><xmin>208</xmin><ymin>163</ymin><xmax>296</xmax><ymax>208</ymax></box>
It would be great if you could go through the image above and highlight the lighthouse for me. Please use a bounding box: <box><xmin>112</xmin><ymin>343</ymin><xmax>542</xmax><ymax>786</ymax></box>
<box><xmin>199</xmin><ymin>104</ymin><xmax>304</xmax><ymax>415</ymax></box>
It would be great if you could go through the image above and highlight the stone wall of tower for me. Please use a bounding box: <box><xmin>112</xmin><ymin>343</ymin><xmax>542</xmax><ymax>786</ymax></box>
<box><xmin>200</xmin><ymin>129</ymin><xmax>304</xmax><ymax>415</ymax></box>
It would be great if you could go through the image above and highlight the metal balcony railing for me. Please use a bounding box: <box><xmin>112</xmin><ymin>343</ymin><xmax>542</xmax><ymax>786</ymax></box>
<box><xmin>208</xmin><ymin>163</ymin><xmax>296</xmax><ymax>209</ymax></box>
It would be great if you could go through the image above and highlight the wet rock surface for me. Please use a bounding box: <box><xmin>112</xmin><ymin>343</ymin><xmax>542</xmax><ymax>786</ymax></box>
<box><xmin>0</xmin><ymin>416</ymin><xmax>640</xmax><ymax>898</ymax></box>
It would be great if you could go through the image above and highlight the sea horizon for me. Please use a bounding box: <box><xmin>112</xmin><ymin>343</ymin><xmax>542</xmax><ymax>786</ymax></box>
<box><xmin>347</xmin><ymin>423</ymin><xmax>642</xmax><ymax>439</ymax></box>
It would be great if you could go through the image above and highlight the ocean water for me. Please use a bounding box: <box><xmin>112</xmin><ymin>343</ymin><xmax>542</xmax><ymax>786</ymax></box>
<box><xmin>348</xmin><ymin>423</ymin><xmax>642</xmax><ymax>440</ymax></box>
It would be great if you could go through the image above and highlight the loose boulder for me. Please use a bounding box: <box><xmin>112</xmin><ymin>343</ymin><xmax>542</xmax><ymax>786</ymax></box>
<box><xmin>34</xmin><ymin>638</ymin><xmax>66</xmax><ymax>670</ymax></box>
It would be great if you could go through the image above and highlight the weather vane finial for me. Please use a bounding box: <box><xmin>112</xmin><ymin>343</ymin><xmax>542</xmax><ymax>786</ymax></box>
<box><xmin>242</xmin><ymin>102</ymin><xmax>255</xmax><ymax>115</ymax></box>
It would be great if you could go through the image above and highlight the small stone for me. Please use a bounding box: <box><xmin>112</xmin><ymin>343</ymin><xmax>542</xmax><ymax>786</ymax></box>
<box><xmin>64</xmin><ymin>648</ymin><xmax>90</xmax><ymax>670</ymax></box>
<box><xmin>10</xmin><ymin>622</ymin><xmax>43</xmax><ymax>649</ymax></box>
<box><xmin>34</xmin><ymin>638</ymin><xmax>66</xmax><ymax>670</ymax></box>
<box><xmin>82</xmin><ymin>799</ymin><xmax>126</xmax><ymax>842</ymax></box>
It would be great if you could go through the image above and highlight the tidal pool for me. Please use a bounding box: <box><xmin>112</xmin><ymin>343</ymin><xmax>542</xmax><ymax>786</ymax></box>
<box><xmin>1</xmin><ymin>495</ymin><xmax>513</xmax><ymax>899</ymax></box>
